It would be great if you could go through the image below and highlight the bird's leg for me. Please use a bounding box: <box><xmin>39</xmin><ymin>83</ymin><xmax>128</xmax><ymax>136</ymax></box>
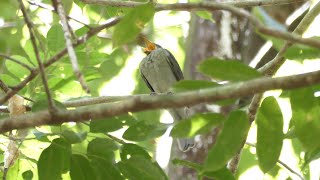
<box><xmin>150</xmin><ymin>92</ymin><xmax>158</xmax><ymax>96</ymax></box>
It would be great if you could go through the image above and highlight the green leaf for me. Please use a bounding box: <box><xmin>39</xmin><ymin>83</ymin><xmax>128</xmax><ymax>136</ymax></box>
<box><xmin>0</xmin><ymin>74</ymin><xmax>19</xmax><ymax>86</ymax></box>
<box><xmin>117</xmin><ymin>156</ymin><xmax>168</xmax><ymax>180</ymax></box>
<box><xmin>87</xmin><ymin>138</ymin><xmax>118</xmax><ymax>162</ymax></box>
<box><xmin>120</xmin><ymin>144</ymin><xmax>151</xmax><ymax>161</ymax></box>
<box><xmin>202</xmin><ymin>167</ymin><xmax>235</xmax><ymax>180</ymax></box>
<box><xmin>37</xmin><ymin>138</ymin><xmax>71</xmax><ymax>180</ymax></box>
<box><xmin>122</xmin><ymin>121</ymin><xmax>167</xmax><ymax>141</ymax></box>
<box><xmin>47</xmin><ymin>24</ymin><xmax>65</xmax><ymax>53</ymax></box>
<box><xmin>171</xmin><ymin>80</ymin><xmax>218</xmax><ymax>92</ymax></box>
<box><xmin>61</xmin><ymin>130</ymin><xmax>87</xmax><ymax>144</ymax></box>
<box><xmin>204</xmin><ymin>111</ymin><xmax>250</xmax><ymax>172</ymax></box>
<box><xmin>285</xmin><ymin>40</ymin><xmax>320</xmax><ymax>60</ymax></box>
<box><xmin>0</xmin><ymin>0</ymin><xmax>18</xmax><ymax>19</ymax></box>
<box><xmin>32</xmin><ymin>98</ymin><xmax>66</xmax><ymax>112</ymax></box>
<box><xmin>198</xmin><ymin>58</ymin><xmax>262</xmax><ymax>81</ymax></box>
<box><xmin>5</xmin><ymin>55</ymin><xmax>33</xmax><ymax>79</ymax></box>
<box><xmin>195</xmin><ymin>11</ymin><xmax>214</xmax><ymax>21</ymax></box>
<box><xmin>91</xmin><ymin>158</ymin><xmax>124</xmax><ymax>180</ymax></box>
<box><xmin>70</xmin><ymin>154</ymin><xmax>96</xmax><ymax>180</ymax></box>
<box><xmin>290</xmin><ymin>87</ymin><xmax>320</xmax><ymax>152</ymax></box>
<box><xmin>32</xmin><ymin>129</ymin><xmax>50</xmax><ymax>142</ymax></box>
<box><xmin>172</xmin><ymin>159</ymin><xmax>202</xmax><ymax>171</ymax></box>
<box><xmin>90</xmin><ymin>113</ymin><xmax>135</xmax><ymax>133</ymax></box>
<box><xmin>22</xmin><ymin>170</ymin><xmax>33</xmax><ymax>180</ymax></box>
<box><xmin>113</xmin><ymin>3</ymin><xmax>155</xmax><ymax>46</ymax></box>
<box><xmin>256</xmin><ymin>96</ymin><xmax>284</xmax><ymax>173</ymax></box>
<box><xmin>170</xmin><ymin>113</ymin><xmax>224</xmax><ymax>138</ymax></box>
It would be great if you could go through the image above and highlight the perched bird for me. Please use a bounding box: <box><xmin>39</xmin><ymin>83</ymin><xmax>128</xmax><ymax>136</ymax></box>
<box><xmin>139</xmin><ymin>37</ymin><xmax>195</xmax><ymax>152</ymax></box>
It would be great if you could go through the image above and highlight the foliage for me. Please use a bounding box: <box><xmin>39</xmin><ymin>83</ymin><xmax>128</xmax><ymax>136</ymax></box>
<box><xmin>0</xmin><ymin>0</ymin><xmax>320</xmax><ymax>180</ymax></box>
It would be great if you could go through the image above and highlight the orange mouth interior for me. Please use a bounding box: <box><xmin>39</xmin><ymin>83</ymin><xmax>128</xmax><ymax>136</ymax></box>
<box><xmin>142</xmin><ymin>37</ymin><xmax>156</xmax><ymax>54</ymax></box>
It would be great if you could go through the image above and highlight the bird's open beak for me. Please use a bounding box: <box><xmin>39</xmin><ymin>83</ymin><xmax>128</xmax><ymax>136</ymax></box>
<box><xmin>141</xmin><ymin>37</ymin><xmax>157</xmax><ymax>54</ymax></box>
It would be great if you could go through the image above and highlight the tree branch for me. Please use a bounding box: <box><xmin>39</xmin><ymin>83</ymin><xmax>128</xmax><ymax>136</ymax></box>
<box><xmin>52</xmin><ymin>0</ymin><xmax>90</xmax><ymax>93</ymax></box>
<box><xmin>1</xmin><ymin>69</ymin><xmax>320</xmax><ymax>133</ymax></box>
<box><xmin>18</xmin><ymin>0</ymin><xmax>56</xmax><ymax>112</ymax></box>
<box><xmin>0</xmin><ymin>53</ymin><xmax>34</xmax><ymax>71</ymax></box>
<box><xmin>82</xmin><ymin>0</ymin><xmax>305</xmax><ymax>8</ymax></box>
<box><xmin>0</xmin><ymin>17</ymin><xmax>121</xmax><ymax>104</ymax></box>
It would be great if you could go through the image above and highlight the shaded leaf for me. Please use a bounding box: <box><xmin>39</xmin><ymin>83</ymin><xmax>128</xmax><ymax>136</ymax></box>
<box><xmin>113</xmin><ymin>3</ymin><xmax>155</xmax><ymax>46</ymax></box>
<box><xmin>117</xmin><ymin>156</ymin><xmax>168</xmax><ymax>180</ymax></box>
<box><xmin>22</xmin><ymin>170</ymin><xmax>33</xmax><ymax>180</ymax></box>
<box><xmin>70</xmin><ymin>154</ymin><xmax>96</xmax><ymax>180</ymax></box>
<box><xmin>202</xmin><ymin>167</ymin><xmax>235</xmax><ymax>180</ymax></box>
<box><xmin>87</xmin><ymin>138</ymin><xmax>118</xmax><ymax>162</ymax></box>
<box><xmin>198</xmin><ymin>58</ymin><xmax>262</xmax><ymax>81</ymax></box>
<box><xmin>256</xmin><ymin>96</ymin><xmax>284</xmax><ymax>173</ymax></box>
<box><xmin>61</xmin><ymin>130</ymin><xmax>87</xmax><ymax>144</ymax></box>
<box><xmin>90</xmin><ymin>113</ymin><xmax>135</xmax><ymax>133</ymax></box>
<box><xmin>37</xmin><ymin>138</ymin><xmax>71</xmax><ymax>180</ymax></box>
<box><xmin>5</xmin><ymin>55</ymin><xmax>33</xmax><ymax>79</ymax></box>
<box><xmin>120</xmin><ymin>143</ymin><xmax>151</xmax><ymax>161</ymax></box>
<box><xmin>204</xmin><ymin>111</ymin><xmax>250</xmax><ymax>171</ymax></box>
<box><xmin>170</xmin><ymin>113</ymin><xmax>224</xmax><ymax>137</ymax></box>
<box><xmin>91</xmin><ymin>158</ymin><xmax>124</xmax><ymax>180</ymax></box>
<box><xmin>122</xmin><ymin>121</ymin><xmax>167</xmax><ymax>141</ymax></box>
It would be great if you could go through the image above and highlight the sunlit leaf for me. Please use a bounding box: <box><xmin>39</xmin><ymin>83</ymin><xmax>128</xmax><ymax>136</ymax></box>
<box><xmin>256</xmin><ymin>96</ymin><xmax>283</xmax><ymax>173</ymax></box>
<box><xmin>196</xmin><ymin>11</ymin><xmax>214</xmax><ymax>21</ymax></box>
<box><xmin>47</xmin><ymin>24</ymin><xmax>65</xmax><ymax>53</ymax></box>
<box><xmin>170</xmin><ymin>113</ymin><xmax>224</xmax><ymax>137</ymax></box>
<box><xmin>202</xmin><ymin>167</ymin><xmax>235</xmax><ymax>180</ymax></box>
<box><xmin>37</xmin><ymin>138</ymin><xmax>71</xmax><ymax>180</ymax></box>
<box><xmin>198</xmin><ymin>58</ymin><xmax>262</xmax><ymax>81</ymax></box>
<box><xmin>5</xmin><ymin>55</ymin><xmax>34</xmax><ymax>79</ymax></box>
<box><xmin>285</xmin><ymin>39</ymin><xmax>320</xmax><ymax>60</ymax></box>
<box><xmin>204</xmin><ymin>111</ymin><xmax>250</xmax><ymax>172</ymax></box>
<box><xmin>113</xmin><ymin>3</ymin><xmax>155</xmax><ymax>46</ymax></box>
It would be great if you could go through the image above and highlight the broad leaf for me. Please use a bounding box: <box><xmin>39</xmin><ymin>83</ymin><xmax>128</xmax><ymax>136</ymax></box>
<box><xmin>202</xmin><ymin>167</ymin><xmax>235</xmax><ymax>180</ymax></box>
<box><xmin>170</xmin><ymin>113</ymin><xmax>224</xmax><ymax>137</ymax></box>
<box><xmin>61</xmin><ymin>130</ymin><xmax>87</xmax><ymax>144</ymax></box>
<box><xmin>47</xmin><ymin>24</ymin><xmax>65</xmax><ymax>53</ymax></box>
<box><xmin>37</xmin><ymin>138</ymin><xmax>71</xmax><ymax>180</ymax></box>
<box><xmin>198</xmin><ymin>58</ymin><xmax>262</xmax><ymax>81</ymax></box>
<box><xmin>122</xmin><ymin>121</ymin><xmax>167</xmax><ymax>141</ymax></box>
<box><xmin>120</xmin><ymin>144</ymin><xmax>151</xmax><ymax>161</ymax></box>
<box><xmin>204</xmin><ymin>111</ymin><xmax>250</xmax><ymax>171</ymax></box>
<box><xmin>70</xmin><ymin>154</ymin><xmax>96</xmax><ymax>180</ymax></box>
<box><xmin>5</xmin><ymin>55</ymin><xmax>33</xmax><ymax>79</ymax></box>
<box><xmin>256</xmin><ymin>96</ymin><xmax>284</xmax><ymax>173</ymax></box>
<box><xmin>117</xmin><ymin>156</ymin><xmax>168</xmax><ymax>180</ymax></box>
<box><xmin>87</xmin><ymin>138</ymin><xmax>118</xmax><ymax>162</ymax></box>
<box><xmin>90</xmin><ymin>113</ymin><xmax>135</xmax><ymax>133</ymax></box>
<box><xmin>113</xmin><ymin>3</ymin><xmax>155</xmax><ymax>46</ymax></box>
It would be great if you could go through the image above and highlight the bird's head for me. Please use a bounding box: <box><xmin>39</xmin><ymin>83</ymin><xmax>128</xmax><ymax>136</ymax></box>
<box><xmin>140</xmin><ymin>36</ymin><xmax>162</xmax><ymax>55</ymax></box>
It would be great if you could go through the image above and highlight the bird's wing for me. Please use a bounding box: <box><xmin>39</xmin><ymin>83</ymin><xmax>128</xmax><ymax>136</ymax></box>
<box><xmin>164</xmin><ymin>49</ymin><xmax>184</xmax><ymax>81</ymax></box>
<box><xmin>140</xmin><ymin>69</ymin><xmax>155</xmax><ymax>92</ymax></box>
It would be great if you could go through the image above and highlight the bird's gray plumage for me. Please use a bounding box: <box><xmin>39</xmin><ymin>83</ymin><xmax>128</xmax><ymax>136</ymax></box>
<box><xmin>139</xmin><ymin>47</ymin><xmax>194</xmax><ymax>151</ymax></box>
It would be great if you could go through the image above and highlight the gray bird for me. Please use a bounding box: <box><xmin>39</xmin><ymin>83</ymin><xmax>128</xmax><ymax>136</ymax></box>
<box><xmin>139</xmin><ymin>37</ymin><xmax>195</xmax><ymax>152</ymax></box>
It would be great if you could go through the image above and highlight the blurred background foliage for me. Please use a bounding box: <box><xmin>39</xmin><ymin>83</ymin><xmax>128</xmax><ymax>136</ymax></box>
<box><xmin>0</xmin><ymin>0</ymin><xmax>320</xmax><ymax>179</ymax></box>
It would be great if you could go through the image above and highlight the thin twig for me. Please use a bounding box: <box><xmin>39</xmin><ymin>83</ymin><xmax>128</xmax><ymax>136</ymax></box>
<box><xmin>82</xmin><ymin>0</ymin><xmax>320</xmax><ymax>50</ymax></box>
<box><xmin>0</xmin><ymin>53</ymin><xmax>34</xmax><ymax>71</ymax></box>
<box><xmin>18</xmin><ymin>0</ymin><xmax>56</xmax><ymax>113</ymax></box>
<box><xmin>52</xmin><ymin>0</ymin><xmax>90</xmax><ymax>93</ymax></box>
<box><xmin>27</xmin><ymin>0</ymin><xmax>90</xmax><ymax>28</ymax></box>
<box><xmin>0</xmin><ymin>17</ymin><xmax>121</xmax><ymax>104</ymax></box>
<box><xmin>106</xmin><ymin>133</ymin><xmax>126</xmax><ymax>144</ymax></box>
<box><xmin>1</xmin><ymin>69</ymin><xmax>320</xmax><ymax>133</ymax></box>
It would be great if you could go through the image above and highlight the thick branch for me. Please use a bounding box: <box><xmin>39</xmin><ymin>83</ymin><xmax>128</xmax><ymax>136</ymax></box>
<box><xmin>1</xmin><ymin>70</ymin><xmax>320</xmax><ymax>133</ymax></box>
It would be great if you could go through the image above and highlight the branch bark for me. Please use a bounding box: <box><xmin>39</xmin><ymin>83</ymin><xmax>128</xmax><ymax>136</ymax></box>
<box><xmin>1</xmin><ymin>69</ymin><xmax>320</xmax><ymax>133</ymax></box>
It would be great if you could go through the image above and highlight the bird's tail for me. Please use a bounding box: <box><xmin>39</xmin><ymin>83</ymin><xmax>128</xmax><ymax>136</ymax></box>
<box><xmin>169</xmin><ymin>108</ymin><xmax>195</xmax><ymax>152</ymax></box>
